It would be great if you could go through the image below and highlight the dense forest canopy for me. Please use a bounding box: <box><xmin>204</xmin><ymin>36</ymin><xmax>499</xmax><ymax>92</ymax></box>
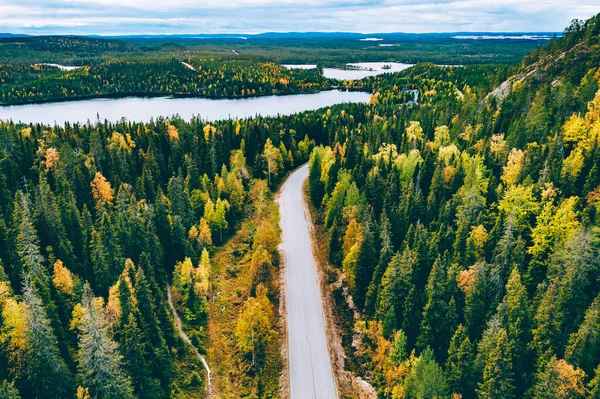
<box><xmin>306</xmin><ymin>14</ymin><xmax>600</xmax><ymax>399</ymax></box>
<box><xmin>0</xmin><ymin>13</ymin><xmax>599</xmax><ymax>399</ymax></box>
<box><xmin>0</xmin><ymin>58</ymin><xmax>332</xmax><ymax>105</ymax></box>
<box><xmin>0</xmin><ymin>32</ymin><xmax>544</xmax><ymax>105</ymax></box>
<box><xmin>0</xmin><ymin>34</ymin><xmax>544</xmax><ymax>65</ymax></box>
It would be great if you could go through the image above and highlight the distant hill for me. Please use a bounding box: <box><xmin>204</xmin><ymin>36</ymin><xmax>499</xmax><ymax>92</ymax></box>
<box><xmin>0</xmin><ymin>33</ymin><xmax>29</xmax><ymax>38</ymax></box>
<box><xmin>90</xmin><ymin>31</ymin><xmax>559</xmax><ymax>41</ymax></box>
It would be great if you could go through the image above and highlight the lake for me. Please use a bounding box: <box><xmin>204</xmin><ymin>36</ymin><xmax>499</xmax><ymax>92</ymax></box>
<box><xmin>283</xmin><ymin>62</ymin><xmax>414</xmax><ymax>80</ymax></box>
<box><xmin>0</xmin><ymin>90</ymin><xmax>371</xmax><ymax>125</ymax></box>
<box><xmin>323</xmin><ymin>62</ymin><xmax>414</xmax><ymax>80</ymax></box>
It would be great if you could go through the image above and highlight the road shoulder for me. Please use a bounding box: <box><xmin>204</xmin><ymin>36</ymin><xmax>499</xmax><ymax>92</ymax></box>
<box><xmin>275</xmin><ymin>184</ymin><xmax>291</xmax><ymax>399</ymax></box>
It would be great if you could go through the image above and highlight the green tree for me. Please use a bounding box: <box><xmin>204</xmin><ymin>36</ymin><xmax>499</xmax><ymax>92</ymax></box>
<box><xmin>309</xmin><ymin>149</ymin><xmax>325</xmax><ymax>207</ymax></box>
<box><xmin>22</xmin><ymin>277</ymin><xmax>73</xmax><ymax>399</ymax></box>
<box><xmin>0</xmin><ymin>380</ymin><xmax>20</xmax><ymax>399</ymax></box>
<box><xmin>477</xmin><ymin>328</ymin><xmax>515</xmax><ymax>399</ymax></box>
<box><xmin>389</xmin><ymin>329</ymin><xmax>408</xmax><ymax>366</ymax></box>
<box><xmin>565</xmin><ymin>295</ymin><xmax>600</xmax><ymax>375</ymax></box>
<box><xmin>497</xmin><ymin>267</ymin><xmax>531</xmax><ymax>395</ymax></box>
<box><xmin>121</xmin><ymin>313</ymin><xmax>161</xmax><ymax>399</ymax></box>
<box><xmin>589</xmin><ymin>365</ymin><xmax>600</xmax><ymax>399</ymax></box>
<box><xmin>133</xmin><ymin>267</ymin><xmax>172</xmax><ymax>396</ymax></box>
<box><xmin>404</xmin><ymin>347</ymin><xmax>449</xmax><ymax>399</ymax></box>
<box><xmin>77</xmin><ymin>283</ymin><xmax>134</xmax><ymax>399</ymax></box>
<box><xmin>446</xmin><ymin>324</ymin><xmax>475</xmax><ymax>399</ymax></box>
<box><xmin>417</xmin><ymin>256</ymin><xmax>456</xmax><ymax>361</ymax></box>
<box><xmin>365</xmin><ymin>211</ymin><xmax>394</xmax><ymax>317</ymax></box>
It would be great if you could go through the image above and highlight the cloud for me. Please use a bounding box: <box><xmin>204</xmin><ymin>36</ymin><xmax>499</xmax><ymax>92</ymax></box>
<box><xmin>0</xmin><ymin>0</ymin><xmax>598</xmax><ymax>34</ymax></box>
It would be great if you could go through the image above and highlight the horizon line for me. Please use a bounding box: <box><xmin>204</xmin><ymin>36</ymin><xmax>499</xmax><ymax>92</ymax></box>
<box><xmin>1</xmin><ymin>31</ymin><xmax>563</xmax><ymax>38</ymax></box>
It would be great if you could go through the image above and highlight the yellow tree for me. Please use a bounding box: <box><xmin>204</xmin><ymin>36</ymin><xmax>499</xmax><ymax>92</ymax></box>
<box><xmin>235</xmin><ymin>296</ymin><xmax>274</xmax><ymax>367</ymax></box>
<box><xmin>533</xmin><ymin>356</ymin><xmax>586</xmax><ymax>399</ymax></box>
<box><xmin>91</xmin><ymin>172</ymin><xmax>114</xmax><ymax>207</ymax></box>
<box><xmin>262</xmin><ymin>138</ymin><xmax>283</xmax><ymax>186</ymax></box>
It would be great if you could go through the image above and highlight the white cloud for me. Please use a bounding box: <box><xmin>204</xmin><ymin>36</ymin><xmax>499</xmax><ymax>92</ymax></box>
<box><xmin>0</xmin><ymin>0</ymin><xmax>598</xmax><ymax>34</ymax></box>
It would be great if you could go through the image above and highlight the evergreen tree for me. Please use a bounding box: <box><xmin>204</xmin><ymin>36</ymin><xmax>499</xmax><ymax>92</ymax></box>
<box><xmin>565</xmin><ymin>295</ymin><xmax>600</xmax><ymax>375</ymax></box>
<box><xmin>477</xmin><ymin>328</ymin><xmax>515</xmax><ymax>399</ymax></box>
<box><xmin>365</xmin><ymin>211</ymin><xmax>394</xmax><ymax>317</ymax></box>
<box><xmin>308</xmin><ymin>149</ymin><xmax>325</xmax><ymax>207</ymax></box>
<box><xmin>0</xmin><ymin>380</ymin><xmax>20</xmax><ymax>399</ymax></box>
<box><xmin>133</xmin><ymin>267</ymin><xmax>172</xmax><ymax>396</ymax></box>
<box><xmin>498</xmin><ymin>267</ymin><xmax>532</xmax><ymax>395</ymax></box>
<box><xmin>77</xmin><ymin>283</ymin><xmax>135</xmax><ymax>399</ymax></box>
<box><xmin>121</xmin><ymin>313</ymin><xmax>161</xmax><ymax>399</ymax></box>
<box><xmin>532</xmin><ymin>356</ymin><xmax>586</xmax><ymax>399</ymax></box>
<box><xmin>404</xmin><ymin>348</ymin><xmax>449</xmax><ymax>399</ymax></box>
<box><xmin>417</xmin><ymin>256</ymin><xmax>456</xmax><ymax>361</ymax></box>
<box><xmin>22</xmin><ymin>276</ymin><xmax>73</xmax><ymax>399</ymax></box>
<box><xmin>446</xmin><ymin>324</ymin><xmax>476</xmax><ymax>399</ymax></box>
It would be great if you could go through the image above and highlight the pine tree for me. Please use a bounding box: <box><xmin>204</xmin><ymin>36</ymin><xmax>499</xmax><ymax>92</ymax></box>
<box><xmin>0</xmin><ymin>380</ymin><xmax>20</xmax><ymax>399</ymax></box>
<box><xmin>308</xmin><ymin>149</ymin><xmax>325</xmax><ymax>206</ymax></box>
<box><xmin>477</xmin><ymin>328</ymin><xmax>515</xmax><ymax>399</ymax></box>
<box><xmin>404</xmin><ymin>347</ymin><xmax>449</xmax><ymax>399</ymax></box>
<box><xmin>464</xmin><ymin>261</ymin><xmax>491</xmax><ymax>340</ymax></box>
<box><xmin>133</xmin><ymin>267</ymin><xmax>172</xmax><ymax>397</ymax></box>
<box><xmin>34</xmin><ymin>177</ymin><xmax>76</xmax><ymax>269</ymax></box>
<box><xmin>90</xmin><ymin>209</ymin><xmax>124</xmax><ymax>294</ymax></box>
<box><xmin>77</xmin><ymin>283</ymin><xmax>134</xmax><ymax>399</ymax></box>
<box><xmin>14</xmin><ymin>192</ymin><xmax>48</xmax><ymax>286</ymax></box>
<box><xmin>365</xmin><ymin>212</ymin><xmax>393</xmax><ymax>317</ymax></box>
<box><xmin>13</xmin><ymin>191</ymin><xmax>69</xmax><ymax>362</ymax></box>
<box><xmin>376</xmin><ymin>247</ymin><xmax>417</xmax><ymax>335</ymax></box>
<box><xmin>354</xmin><ymin>214</ymin><xmax>377</xmax><ymax>310</ymax></box>
<box><xmin>388</xmin><ymin>329</ymin><xmax>408</xmax><ymax>366</ymax></box>
<box><xmin>498</xmin><ymin>267</ymin><xmax>532</xmax><ymax>395</ymax></box>
<box><xmin>565</xmin><ymin>295</ymin><xmax>600</xmax><ymax>375</ymax></box>
<box><xmin>121</xmin><ymin>313</ymin><xmax>161</xmax><ymax>399</ymax></box>
<box><xmin>417</xmin><ymin>256</ymin><xmax>456</xmax><ymax>361</ymax></box>
<box><xmin>446</xmin><ymin>324</ymin><xmax>476</xmax><ymax>399</ymax></box>
<box><xmin>22</xmin><ymin>276</ymin><xmax>73</xmax><ymax>399</ymax></box>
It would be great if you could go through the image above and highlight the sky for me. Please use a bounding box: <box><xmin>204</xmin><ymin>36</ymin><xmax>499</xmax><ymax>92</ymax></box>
<box><xmin>0</xmin><ymin>0</ymin><xmax>599</xmax><ymax>36</ymax></box>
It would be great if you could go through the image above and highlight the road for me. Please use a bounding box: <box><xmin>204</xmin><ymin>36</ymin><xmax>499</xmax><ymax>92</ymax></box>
<box><xmin>278</xmin><ymin>164</ymin><xmax>337</xmax><ymax>399</ymax></box>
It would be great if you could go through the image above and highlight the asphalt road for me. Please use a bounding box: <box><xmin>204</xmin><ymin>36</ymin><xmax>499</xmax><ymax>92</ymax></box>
<box><xmin>278</xmin><ymin>164</ymin><xmax>337</xmax><ymax>399</ymax></box>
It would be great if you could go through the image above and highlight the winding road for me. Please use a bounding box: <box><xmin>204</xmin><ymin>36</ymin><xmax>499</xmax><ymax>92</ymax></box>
<box><xmin>278</xmin><ymin>164</ymin><xmax>337</xmax><ymax>399</ymax></box>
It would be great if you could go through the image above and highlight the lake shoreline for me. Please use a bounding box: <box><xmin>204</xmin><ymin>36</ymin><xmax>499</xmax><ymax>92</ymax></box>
<box><xmin>0</xmin><ymin>89</ymin><xmax>373</xmax><ymax>125</ymax></box>
<box><xmin>0</xmin><ymin>86</ymin><xmax>375</xmax><ymax>107</ymax></box>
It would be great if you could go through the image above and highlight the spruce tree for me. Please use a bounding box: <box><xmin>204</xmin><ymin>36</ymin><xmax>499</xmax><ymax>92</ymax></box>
<box><xmin>121</xmin><ymin>313</ymin><xmax>160</xmax><ymax>399</ymax></box>
<box><xmin>133</xmin><ymin>267</ymin><xmax>172</xmax><ymax>397</ymax></box>
<box><xmin>446</xmin><ymin>324</ymin><xmax>476</xmax><ymax>399</ymax></box>
<box><xmin>0</xmin><ymin>380</ymin><xmax>20</xmax><ymax>399</ymax></box>
<box><xmin>308</xmin><ymin>149</ymin><xmax>324</xmax><ymax>206</ymax></box>
<box><xmin>22</xmin><ymin>276</ymin><xmax>73</xmax><ymax>399</ymax></box>
<box><xmin>477</xmin><ymin>328</ymin><xmax>515</xmax><ymax>399</ymax></box>
<box><xmin>77</xmin><ymin>283</ymin><xmax>134</xmax><ymax>399</ymax></box>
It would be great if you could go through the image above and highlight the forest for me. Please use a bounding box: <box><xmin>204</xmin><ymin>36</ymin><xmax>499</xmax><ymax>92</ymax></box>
<box><xmin>308</xmin><ymin>14</ymin><xmax>600</xmax><ymax>399</ymax></box>
<box><xmin>0</xmin><ymin>32</ymin><xmax>543</xmax><ymax>105</ymax></box>
<box><xmin>0</xmin><ymin>34</ymin><xmax>543</xmax><ymax>66</ymax></box>
<box><xmin>0</xmin><ymin>12</ymin><xmax>599</xmax><ymax>399</ymax></box>
<box><xmin>0</xmin><ymin>58</ymin><xmax>331</xmax><ymax>105</ymax></box>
